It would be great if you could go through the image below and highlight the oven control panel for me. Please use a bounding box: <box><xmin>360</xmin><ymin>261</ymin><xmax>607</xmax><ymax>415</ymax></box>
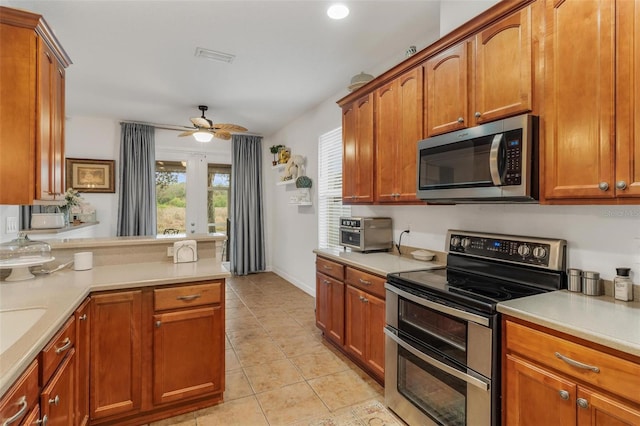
<box><xmin>447</xmin><ymin>230</ymin><xmax>567</xmax><ymax>271</ymax></box>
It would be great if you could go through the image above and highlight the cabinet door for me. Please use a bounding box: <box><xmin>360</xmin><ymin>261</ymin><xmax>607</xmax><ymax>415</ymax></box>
<box><xmin>74</xmin><ymin>298</ymin><xmax>90</xmax><ymax>426</ymax></box>
<box><xmin>153</xmin><ymin>306</ymin><xmax>223</xmax><ymax>405</ymax></box>
<box><xmin>90</xmin><ymin>291</ymin><xmax>142</xmax><ymax>420</ymax></box>
<box><xmin>504</xmin><ymin>354</ymin><xmax>576</xmax><ymax>426</ymax></box>
<box><xmin>315</xmin><ymin>272</ymin><xmax>345</xmax><ymax>346</ymax></box>
<box><xmin>41</xmin><ymin>349</ymin><xmax>75</xmax><ymax>426</ymax></box>
<box><xmin>577</xmin><ymin>387</ymin><xmax>640</xmax><ymax>426</ymax></box>
<box><xmin>425</xmin><ymin>41</ymin><xmax>470</xmax><ymax>136</ymax></box>
<box><xmin>615</xmin><ymin>0</ymin><xmax>640</xmax><ymax>197</ymax></box>
<box><xmin>345</xmin><ymin>285</ymin><xmax>366</xmax><ymax>361</ymax></box>
<box><xmin>376</xmin><ymin>68</ymin><xmax>422</xmax><ymax>203</ymax></box>
<box><xmin>364</xmin><ymin>293</ymin><xmax>385</xmax><ymax>381</ymax></box>
<box><xmin>342</xmin><ymin>94</ymin><xmax>374</xmax><ymax>203</ymax></box>
<box><xmin>474</xmin><ymin>6</ymin><xmax>532</xmax><ymax>124</ymax></box>
<box><xmin>543</xmin><ymin>0</ymin><xmax>615</xmax><ymax>200</ymax></box>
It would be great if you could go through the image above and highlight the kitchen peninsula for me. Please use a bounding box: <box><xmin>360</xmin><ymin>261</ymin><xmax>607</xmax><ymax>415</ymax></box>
<box><xmin>0</xmin><ymin>233</ymin><xmax>229</xmax><ymax>426</ymax></box>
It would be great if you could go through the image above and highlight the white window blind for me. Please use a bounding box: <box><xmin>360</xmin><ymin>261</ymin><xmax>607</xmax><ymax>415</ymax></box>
<box><xmin>318</xmin><ymin>127</ymin><xmax>351</xmax><ymax>249</ymax></box>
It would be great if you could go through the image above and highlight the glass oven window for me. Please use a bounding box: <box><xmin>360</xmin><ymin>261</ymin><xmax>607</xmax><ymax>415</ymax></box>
<box><xmin>398</xmin><ymin>298</ymin><xmax>467</xmax><ymax>365</ymax></box>
<box><xmin>398</xmin><ymin>345</ymin><xmax>466</xmax><ymax>426</ymax></box>
<box><xmin>419</xmin><ymin>134</ymin><xmax>495</xmax><ymax>189</ymax></box>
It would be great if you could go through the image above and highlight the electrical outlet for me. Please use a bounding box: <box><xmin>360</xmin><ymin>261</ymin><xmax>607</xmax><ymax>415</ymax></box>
<box><xmin>5</xmin><ymin>217</ymin><xmax>18</xmax><ymax>233</ymax></box>
<box><xmin>406</xmin><ymin>224</ymin><xmax>411</xmax><ymax>232</ymax></box>
<box><xmin>167</xmin><ymin>246</ymin><xmax>174</xmax><ymax>257</ymax></box>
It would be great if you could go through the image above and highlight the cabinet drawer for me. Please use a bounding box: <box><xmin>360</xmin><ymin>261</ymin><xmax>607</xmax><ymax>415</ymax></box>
<box><xmin>345</xmin><ymin>267</ymin><xmax>385</xmax><ymax>299</ymax></box>
<box><xmin>316</xmin><ymin>257</ymin><xmax>344</xmax><ymax>281</ymax></box>
<box><xmin>154</xmin><ymin>281</ymin><xmax>222</xmax><ymax>311</ymax></box>
<box><xmin>0</xmin><ymin>359</ymin><xmax>38</xmax><ymax>426</ymax></box>
<box><xmin>505</xmin><ymin>320</ymin><xmax>640</xmax><ymax>404</ymax></box>
<box><xmin>40</xmin><ymin>316</ymin><xmax>75</xmax><ymax>385</ymax></box>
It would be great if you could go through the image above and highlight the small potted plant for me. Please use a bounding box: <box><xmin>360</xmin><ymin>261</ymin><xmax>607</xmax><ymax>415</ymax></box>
<box><xmin>269</xmin><ymin>145</ymin><xmax>284</xmax><ymax>166</ymax></box>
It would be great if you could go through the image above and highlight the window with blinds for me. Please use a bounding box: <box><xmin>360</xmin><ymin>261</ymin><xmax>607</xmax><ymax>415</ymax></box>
<box><xmin>318</xmin><ymin>127</ymin><xmax>351</xmax><ymax>249</ymax></box>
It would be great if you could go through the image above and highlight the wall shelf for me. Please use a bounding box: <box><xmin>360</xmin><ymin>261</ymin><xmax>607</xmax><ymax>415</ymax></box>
<box><xmin>276</xmin><ymin>179</ymin><xmax>296</xmax><ymax>186</ymax></box>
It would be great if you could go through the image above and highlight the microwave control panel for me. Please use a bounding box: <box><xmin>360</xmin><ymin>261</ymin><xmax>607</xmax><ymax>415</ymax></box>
<box><xmin>504</xmin><ymin>129</ymin><xmax>523</xmax><ymax>185</ymax></box>
<box><xmin>449</xmin><ymin>233</ymin><xmax>552</xmax><ymax>268</ymax></box>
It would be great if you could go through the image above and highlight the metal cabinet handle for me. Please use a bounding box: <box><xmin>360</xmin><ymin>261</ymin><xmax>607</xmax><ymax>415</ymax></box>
<box><xmin>559</xmin><ymin>390</ymin><xmax>570</xmax><ymax>400</ymax></box>
<box><xmin>54</xmin><ymin>337</ymin><xmax>72</xmax><ymax>354</ymax></box>
<box><xmin>554</xmin><ymin>352</ymin><xmax>600</xmax><ymax>373</ymax></box>
<box><xmin>322</xmin><ymin>280</ymin><xmax>330</xmax><ymax>285</ymax></box>
<box><xmin>155</xmin><ymin>321</ymin><xmax>161</xmax><ymax>328</ymax></box>
<box><xmin>79</xmin><ymin>314</ymin><xmax>87</xmax><ymax>321</ymax></box>
<box><xmin>457</xmin><ymin>117</ymin><xmax>464</xmax><ymax>123</ymax></box>
<box><xmin>598</xmin><ymin>182</ymin><xmax>609</xmax><ymax>191</ymax></box>
<box><xmin>48</xmin><ymin>395</ymin><xmax>59</xmax><ymax>406</ymax></box>
<box><xmin>362</xmin><ymin>297</ymin><xmax>369</xmax><ymax>303</ymax></box>
<box><xmin>322</xmin><ymin>265</ymin><xmax>333</xmax><ymax>270</ymax></box>
<box><xmin>35</xmin><ymin>415</ymin><xmax>48</xmax><ymax>426</ymax></box>
<box><xmin>616</xmin><ymin>180</ymin><xmax>627</xmax><ymax>190</ymax></box>
<box><xmin>358</xmin><ymin>278</ymin><xmax>371</xmax><ymax>286</ymax></box>
<box><xmin>177</xmin><ymin>294</ymin><xmax>201</xmax><ymax>301</ymax></box>
<box><xmin>475</xmin><ymin>112</ymin><xmax>482</xmax><ymax>118</ymax></box>
<box><xmin>577</xmin><ymin>398</ymin><xmax>589</xmax><ymax>409</ymax></box>
<box><xmin>3</xmin><ymin>396</ymin><xmax>27</xmax><ymax>425</ymax></box>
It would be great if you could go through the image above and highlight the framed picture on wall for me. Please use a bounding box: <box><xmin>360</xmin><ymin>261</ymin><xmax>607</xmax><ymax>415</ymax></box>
<box><xmin>66</xmin><ymin>158</ymin><xmax>115</xmax><ymax>193</ymax></box>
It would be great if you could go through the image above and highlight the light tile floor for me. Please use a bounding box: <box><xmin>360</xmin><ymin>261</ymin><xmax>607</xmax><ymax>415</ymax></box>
<box><xmin>150</xmin><ymin>272</ymin><xmax>404</xmax><ymax>426</ymax></box>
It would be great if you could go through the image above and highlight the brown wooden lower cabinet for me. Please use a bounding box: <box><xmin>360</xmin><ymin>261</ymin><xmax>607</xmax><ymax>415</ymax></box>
<box><xmin>315</xmin><ymin>255</ymin><xmax>385</xmax><ymax>383</ymax></box>
<box><xmin>41</xmin><ymin>348</ymin><xmax>75</xmax><ymax>426</ymax></box>
<box><xmin>75</xmin><ymin>298</ymin><xmax>90</xmax><ymax>426</ymax></box>
<box><xmin>90</xmin><ymin>280</ymin><xmax>225</xmax><ymax>425</ymax></box>
<box><xmin>503</xmin><ymin>317</ymin><xmax>640</xmax><ymax>426</ymax></box>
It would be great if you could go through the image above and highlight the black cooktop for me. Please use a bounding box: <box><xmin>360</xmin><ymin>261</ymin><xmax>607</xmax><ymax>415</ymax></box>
<box><xmin>387</xmin><ymin>253</ymin><xmax>566</xmax><ymax>315</ymax></box>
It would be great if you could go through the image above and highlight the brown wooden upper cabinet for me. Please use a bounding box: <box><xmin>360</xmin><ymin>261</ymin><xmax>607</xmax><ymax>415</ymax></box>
<box><xmin>375</xmin><ymin>67</ymin><xmax>423</xmax><ymax>203</ymax></box>
<box><xmin>543</xmin><ymin>0</ymin><xmax>640</xmax><ymax>202</ymax></box>
<box><xmin>0</xmin><ymin>6</ymin><xmax>71</xmax><ymax>205</ymax></box>
<box><xmin>342</xmin><ymin>93</ymin><xmax>374</xmax><ymax>204</ymax></box>
<box><xmin>424</xmin><ymin>5</ymin><xmax>533</xmax><ymax>137</ymax></box>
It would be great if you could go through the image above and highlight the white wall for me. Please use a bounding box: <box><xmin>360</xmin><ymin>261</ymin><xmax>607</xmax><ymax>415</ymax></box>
<box><xmin>439</xmin><ymin>0</ymin><xmax>501</xmax><ymax>37</ymax></box>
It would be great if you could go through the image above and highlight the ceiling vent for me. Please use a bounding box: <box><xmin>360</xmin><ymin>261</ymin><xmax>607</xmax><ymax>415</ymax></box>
<box><xmin>194</xmin><ymin>47</ymin><xmax>235</xmax><ymax>63</ymax></box>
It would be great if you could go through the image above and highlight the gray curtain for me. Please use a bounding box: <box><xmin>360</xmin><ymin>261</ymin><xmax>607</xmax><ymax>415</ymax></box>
<box><xmin>117</xmin><ymin>123</ymin><xmax>156</xmax><ymax>236</ymax></box>
<box><xmin>230</xmin><ymin>134</ymin><xmax>265</xmax><ymax>275</ymax></box>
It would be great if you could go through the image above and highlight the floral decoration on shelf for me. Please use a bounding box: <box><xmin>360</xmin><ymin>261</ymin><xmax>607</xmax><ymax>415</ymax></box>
<box><xmin>269</xmin><ymin>144</ymin><xmax>284</xmax><ymax>166</ymax></box>
<box><xmin>61</xmin><ymin>188</ymin><xmax>97</xmax><ymax>225</ymax></box>
<box><xmin>62</xmin><ymin>188</ymin><xmax>83</xmax><ymax>211</ymax></box>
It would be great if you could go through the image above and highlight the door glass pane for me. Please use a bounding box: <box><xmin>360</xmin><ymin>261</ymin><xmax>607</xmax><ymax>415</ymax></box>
<box><xmin>207</xmin><ymin>164</ymin><xmax>231</xmax><ymax>234</ymax></box>
<box><xmin>156</xmin><ymin>161</ymin><xmax>187</xmax><ymax>235</ymax></box>
<box><xmin>398</xmin><ymin>345</ymin><xmax>466</xmax><ymax>426</ymax></box>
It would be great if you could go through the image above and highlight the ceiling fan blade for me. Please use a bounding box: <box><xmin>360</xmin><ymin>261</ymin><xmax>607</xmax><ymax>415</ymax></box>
<box><xmin>190</xmin><ymin>117</ymin><xmax>211</xmax><ymax>128</ymax></box>
<box><xmin>213</xmin><ymin>123</ymin><xmax>248</xmax><ymax>132</ymax></box>
<box><xmin>214</xmin><ymin>130</ymin><xmax>232</xmax><ymax>140</ymax></box>
<box><xmin>178</xmin><ymin>130</ymin><xmax>197</xmax><ymax>137</ymax></box>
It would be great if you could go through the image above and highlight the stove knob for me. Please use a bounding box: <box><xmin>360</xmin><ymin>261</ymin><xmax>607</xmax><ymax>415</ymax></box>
<box><xmin>533</xmin><ymin>246</ymin><xmax>547</xmax><ymax>259</ymax></box>
<box><xmin>517</xmin><ymin>244</ymin><xmax>531</xmax><ymax>257</ymax></box>
<box><xmin>450</xmin><ymin>236</ymin><xmax>461</xmax><ymax>247</ymax></box>
<box><xmin>461</xmin><ymin>237</ymin><xmax>471</xmax><ymax>248</ymax></box>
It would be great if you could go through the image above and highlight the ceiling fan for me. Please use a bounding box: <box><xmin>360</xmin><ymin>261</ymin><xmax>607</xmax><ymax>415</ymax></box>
<box><xmin>178</xmin><ymin>105</ymin><xmax>247</xmax><ymax>142</ymax></box>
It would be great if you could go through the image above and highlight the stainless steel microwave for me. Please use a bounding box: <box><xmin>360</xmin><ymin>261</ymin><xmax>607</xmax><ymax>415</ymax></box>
<box><xmin>416</xmin><ymin>114</ymin><xmax>538</xmax><ymax>203</ymax></box>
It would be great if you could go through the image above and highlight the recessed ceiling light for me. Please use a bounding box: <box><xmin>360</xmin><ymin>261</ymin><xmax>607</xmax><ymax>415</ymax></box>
<box><xmin>327</xmin><ymin>4</ymin><xmax>349</xmax><ymax>20</ymax></box>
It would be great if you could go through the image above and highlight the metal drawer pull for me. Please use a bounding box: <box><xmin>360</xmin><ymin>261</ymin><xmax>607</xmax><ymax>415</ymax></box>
<box><xmin>3</xmin><ymin>396</ymin><xmax>27</xmax><ymax>425</ymax></box>
<box><xmin>79</xmin><ymin>314</ymin><xmax>87</xmax><ymax>321</ymax></box>
<box><xmin>559</xmin><ymin>390</ymin><xmax>570</xmax><ymax>400</ymax></box>
<box><xmin>385</xmin><ymin>328</ymin><xmax>490</xmax><ymax>391</ymax></box>
<box><xmin>177</xmin><ymin>294</ymin><xmax>201</xmax><ymax>302</ymax></box>
<box><xmin>55</xmin><ymin>337</ymin><xmax>72</xmax><ymax>354</ymax></box>
<box><xmin>358</xmin><ymin>278</ymin><xmax>371</xmax><ymax>286</ymax></box>
<box><xmin>577</xmin><ymin>398</ymin><xmax>589</xmax><ymax>409</ymax></box>
<box><xmin>322</xmin><ymin>265</ymin><xmax>333</xmax><ymax>270</ymax></box>
<box><xmin>35</xmin><ymin>415</ymin><xmax>48</xmax><ymax>426</ymax></box>
<box><xmin>554</xmin><ymin>352</ymin><xmax>600</xmax><ymax>373</ymax></box>
<box><xmin>322</xmin><ymin>280</ymin><xmax>330</xmax><ymax>285</ymax></box>
<box><xmin>48</xmin><ymin>395</ymin><xmax>60</xmax><ymax>406</ymax></box>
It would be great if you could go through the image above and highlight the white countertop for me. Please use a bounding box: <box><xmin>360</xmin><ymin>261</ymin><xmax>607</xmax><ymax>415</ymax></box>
<box><xmin>0</xmin><ymin>259</ymin><xmax>230</xmax><ymax>396</ymax></box>
<box><xmin>313</xmin><ymin>248</ymin><xmax>443</xmax><ymax>276</ymax></box>
<box><xmin>43</xmin><ymin>232</ymin><xmax>226</xmax><ymax>249</ymax></box>
<box><xmin>497</xmin><ymin>291</ymin><xmax>640</xmax><ymax>357</ymax></box>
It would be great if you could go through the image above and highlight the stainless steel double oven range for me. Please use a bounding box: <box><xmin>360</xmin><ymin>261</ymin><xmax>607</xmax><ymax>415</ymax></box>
<box><xmin>385</xmin><ymin>230</ymin><xmax>567</xmax><ymax>426</ymax></box>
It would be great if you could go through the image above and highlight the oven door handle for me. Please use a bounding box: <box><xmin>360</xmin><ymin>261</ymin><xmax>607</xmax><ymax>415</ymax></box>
<box><xmin>385</xmin><ymin>328</ymin><xmax>490</xmax><ymax>392</ymax></box>
<box><xmin>385</xmin><ymin>283</ymin><xmax>489</xmax><ymax>327</ymax></box>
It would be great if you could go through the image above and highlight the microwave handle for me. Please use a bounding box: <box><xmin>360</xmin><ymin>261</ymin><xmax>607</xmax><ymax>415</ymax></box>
<box><xmin>384</xmin><ymin>327</ymin><xmax>490</xmax><ymax>391</ymax></box>
<box><xmin>489</xmin><ymin>133</ymin><xmax>505</xmax><ymax>186</ymax></box>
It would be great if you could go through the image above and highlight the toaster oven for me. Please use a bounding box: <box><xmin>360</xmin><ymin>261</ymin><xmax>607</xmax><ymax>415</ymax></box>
<box><xmin>339</xmin><ymin>217</ymin><xmax>393</xmax><ymax>252</ymax></box>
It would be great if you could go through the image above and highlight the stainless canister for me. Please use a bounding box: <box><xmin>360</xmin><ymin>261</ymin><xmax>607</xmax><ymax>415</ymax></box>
<box><xmin>582</xmin><ymin>271</ymin><xmax>602</xmax><ymax>296</ymax></box>
<box><xmin>567</xmin><ymin>268</ymin><xmax>582</xmax><ymax>292</ymax></box>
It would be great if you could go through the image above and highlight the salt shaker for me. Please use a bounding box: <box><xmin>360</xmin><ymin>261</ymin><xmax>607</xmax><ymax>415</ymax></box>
<box><xmin>614</xmin><ymin>267</ymin><xmax>633</xmax><ymax>301</ymax></box>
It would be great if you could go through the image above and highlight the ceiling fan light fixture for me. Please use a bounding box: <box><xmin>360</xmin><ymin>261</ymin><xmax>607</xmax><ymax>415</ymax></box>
<box><xmin>193</xmin><ymin>131</ymin><xmax>214</xmax><ymax>142</ymax></box>
<box><xmin>327</xmin><ymin>4</ymin><xmax>349</xmax><ymax>20</ymax></box>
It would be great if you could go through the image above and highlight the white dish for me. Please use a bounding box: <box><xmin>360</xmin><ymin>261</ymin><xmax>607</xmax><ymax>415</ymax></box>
<box><xmin>411</xmin><ymin>250</ymin><xmax>435</xmax><ymax>261</ymax></box>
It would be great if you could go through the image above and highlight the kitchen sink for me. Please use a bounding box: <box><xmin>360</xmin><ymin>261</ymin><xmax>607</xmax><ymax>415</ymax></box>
<box><xmin>0</xmin><ymin>307</ymin><xmax>46</xmax><ymax>354</ymax></box>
